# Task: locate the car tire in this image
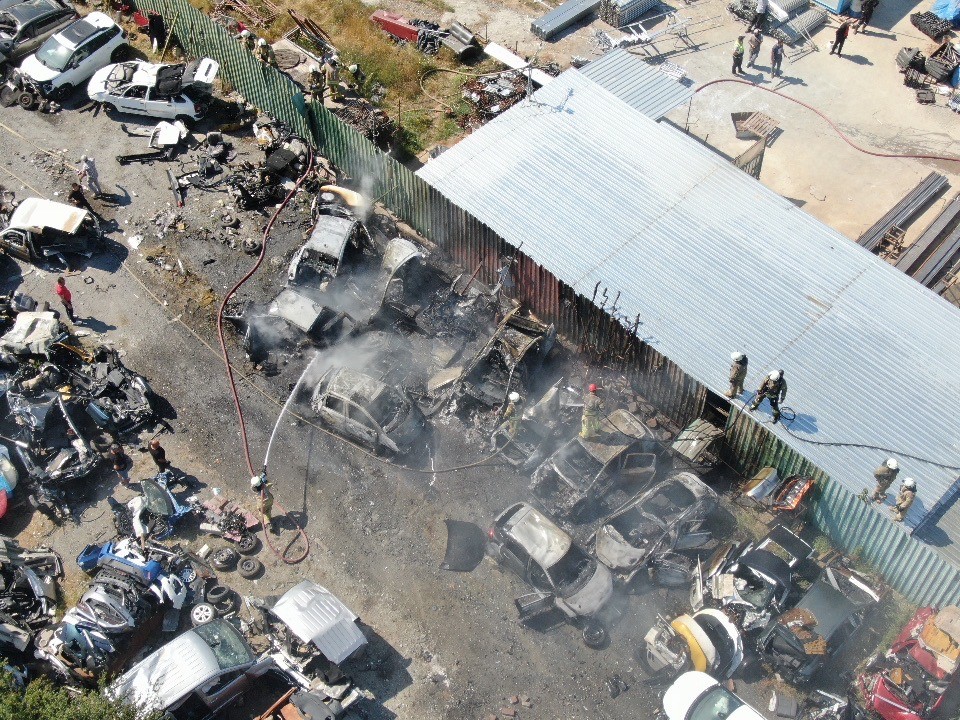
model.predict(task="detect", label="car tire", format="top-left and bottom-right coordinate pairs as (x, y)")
top-left (236, 533), bottom-right (259, 555)
top-left (210, 547), bottom-right (239, 571)
top-left (190, 602), bottom-right (216, 626)
top-left (18, 92), bottom-right (36, 110)
top-left (205, 584), bottom-right (230, 604)
top-left (582, 620), bottom-right (609, 650)
top-left (237, 557), bottom-right (263, 579)
top-left (103, 102), bottom-right (117, 115)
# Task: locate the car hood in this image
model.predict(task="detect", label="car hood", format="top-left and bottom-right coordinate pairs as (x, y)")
top-left (562, 562), bottom-right (613, 616)
top-left (595, 523), bottom-right (655, 570)
top-left (663, 671), bottom-right (718, 720)
top-left (19, 54), bottom-right (58, 83)
top-left (86, 65), bottom-right (111, 94)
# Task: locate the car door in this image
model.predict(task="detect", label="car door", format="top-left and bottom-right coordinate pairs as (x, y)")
top-left (144, 87), bottom-right (176, 118)
top-left (11, 20), bottom-right (38, 61)
top-left (345, 402), bottom-right (379, 447)
top-left (116, 84), bottom-right (147, 114)
top-left (197, 668), bottom-right (251, 715)
top-left (86, 26), bottom-right (120, 77)
top-left (0, 229), bottom-right (31, 261)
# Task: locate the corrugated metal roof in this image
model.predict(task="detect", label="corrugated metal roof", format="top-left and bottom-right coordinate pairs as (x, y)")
top-left (417, 70), bottom-right (960, 544)
top-left (577, 49), bottom-right (694, 120)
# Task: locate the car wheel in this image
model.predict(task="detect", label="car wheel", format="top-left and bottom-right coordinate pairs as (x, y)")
top-left (210, 547), bottom-right (239, 571)
top-left (18, 92), bottom-right (36, 110)
top-left (236, 533), bottom-right (259, 555)
top-left (582, 620), bottom-right (608, 650)
top-left (237, 557), bottom-right (263, 579)
top-left (102, 102), bottom-right (117, 115)
top-left (190, 602), bottom-right (216, 626)
top-left (205, 584), bottom-right (230, 604)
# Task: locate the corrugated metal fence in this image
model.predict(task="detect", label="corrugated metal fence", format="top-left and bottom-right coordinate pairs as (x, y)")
top-left (136, 0), bottom-right (960, 605)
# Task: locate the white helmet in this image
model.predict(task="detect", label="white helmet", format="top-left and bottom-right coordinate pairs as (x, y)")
top-left (508, 392), bottom-right (520, 402)
top-left (240, 29), bottom-right (250, 38)
top-left (731, 352), bottom-right (745, 362)
top-left (257, 38), bottom-right (267, 46)
top-left (903, 478), bottom-right (916, 490)
top-left (310, 63), bottom-right (320, 72)
top-left (768, 370), bottom-right (782, 380)
top-left (349, 64), bottom-right (358, 73)
top-left (250, 475), bottom-right (263, 490)
top-left (886, 458), bottom-right (899, 470)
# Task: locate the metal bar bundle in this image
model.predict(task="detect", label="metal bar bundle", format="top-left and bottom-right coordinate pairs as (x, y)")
top-left (531, 0), bottom-right (600, 40)
top-left (782, 6), bottom-right (827, 38)
top-left (599, 0), bottom-right (660, 28)
top-left (915, 226), bottom-right (960, 287)
top-left (895, 193), bottom-right (960, 275)
top-left (858, 172), bottom-right (948, 251)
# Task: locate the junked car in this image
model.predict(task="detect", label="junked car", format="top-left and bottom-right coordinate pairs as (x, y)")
top-left (87, 57), bottom-right (218, 122)
top-left (757, 564), bottom-right (881, 683)
top-left (530, 408), bottom-right (660, 520)
top-left (0, 197), bottom-right (100, 265)
top-left (485, 502), bottom-right (614, 634)
top-left (18, 11), bottom-right (126, 98)
top-left (859, 606), bottom-right (960, 720)
top-left (663, 671), bottom-right (766, 720)
top-left (0, 535), bottom-right (61, 660)
top-left (643, 609), bottom-right (744, 680)
top-left (594, 471), bottom-right (717, 584)
top-left (109, 616), bottom-right (358, 719)
top-left (310, 366), bottom-right (426, 455)
top-left (288, 213), bottom-right (370, 291)
top-left (0, 0), bottom-right (75, 72)
top-left (691, 524), bottom-right (813, 631)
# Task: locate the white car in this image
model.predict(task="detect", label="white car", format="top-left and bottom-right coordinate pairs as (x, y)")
top-left (18, 11), bottom-right (125, 97)
top-left (87, 58), bottom-right (219, 122)
top-left (663, 671), bottom-right (765, 720)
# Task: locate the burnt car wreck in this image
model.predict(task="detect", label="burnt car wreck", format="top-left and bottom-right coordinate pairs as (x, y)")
top-left (0, 535), bottom-right (61, 660)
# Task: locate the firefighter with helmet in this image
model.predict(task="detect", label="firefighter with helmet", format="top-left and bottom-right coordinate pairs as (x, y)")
top-left (581, 383), bottom-right (603, 440)
top-left (748, 369), bottom-right (787, 423)
top-left (871, 457), bottom-right (899, 503)
top-left (251, 474), bottom-right (277, 533)
top-left (892, 478), bottom-right (916, 522)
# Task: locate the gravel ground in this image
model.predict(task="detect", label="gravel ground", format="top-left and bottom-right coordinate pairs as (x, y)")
top-left (0, 98), bottom-right (896, 720)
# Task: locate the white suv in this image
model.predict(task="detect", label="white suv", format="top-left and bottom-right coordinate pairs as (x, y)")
top-left (19, 11), bottom-right (126, 97)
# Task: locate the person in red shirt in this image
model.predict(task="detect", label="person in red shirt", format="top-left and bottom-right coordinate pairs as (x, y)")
top-left (55, 276), bottom-right (74, 321)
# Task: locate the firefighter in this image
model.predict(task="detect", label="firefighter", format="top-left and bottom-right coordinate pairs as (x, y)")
top-left (726, 351), bottom-right (748, 398)
top-left (490, 392), bottom-right (522, 451)
top-left (580, 384), bottom-right (603, 440)
top-left (256, 38), bottom-right (277, 67)
top-left (748, 369), bottom-right (787, 423)
top-left (251, 474), bottom-right (277, 533)
top-left (306, 63), bottom-right (324, 97)
top-left (238, 29), bottom-right (256, 52)
top-left (892, 478), bottom-right (916, 522)
top-left (324, 56), bottom-right (342, 102)
top-left (871, 458), bottom-right (899, 503)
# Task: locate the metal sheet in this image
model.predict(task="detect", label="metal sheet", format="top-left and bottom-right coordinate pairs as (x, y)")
top-left (577, 49), bottom-right (694, 120)
top-left (531, 0), bottom-right (600, 40)
top-left (416, 70), bottom-right (960, 537)
top-left (271, 581), bottom-right (367, 664)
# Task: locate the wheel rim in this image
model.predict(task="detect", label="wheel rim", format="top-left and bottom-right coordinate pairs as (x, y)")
top-left (193, 605), bottom-right (213, 623)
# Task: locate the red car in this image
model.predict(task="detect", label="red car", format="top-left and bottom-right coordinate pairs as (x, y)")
top-left (859, 606), bottom-right (960, 720)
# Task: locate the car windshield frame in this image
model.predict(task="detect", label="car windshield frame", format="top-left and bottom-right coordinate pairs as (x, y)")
top-left (688, 686), bottom-right (745, 720)
top-left (193, 618), bottom-right (255, 670)
top-left (34, 33), bottom-right (71, 70)
top-left (547, 543), bottom-right (595, 594)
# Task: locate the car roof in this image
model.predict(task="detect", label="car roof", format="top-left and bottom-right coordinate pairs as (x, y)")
top-left (303, 215), bottom-right (358, 262)
top-left (110, 622), bottom-right (231, 710)
top-left (663, 672), bottom-right (764, 720)
top-left (795, 579), bottom-right (857, 640)
top-left (55, 11), bottom-right (114, 50)
top-left (324, 367), bottom-right (389, 404)
top-left (501, 503), bottom-right (572, 569)
top-left (8, 197), bottom-right (87, 233)
top-left (270, 581), bottom-right (367, 665)
top-left (4, 0), bottom-right (64, 24)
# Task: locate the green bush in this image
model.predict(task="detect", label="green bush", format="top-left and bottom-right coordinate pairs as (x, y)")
top-left (0, 671), bottom-right (159, 720)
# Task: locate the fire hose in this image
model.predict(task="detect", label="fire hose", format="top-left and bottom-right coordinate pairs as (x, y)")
top-left (216, 147), bottom-right (315, 565)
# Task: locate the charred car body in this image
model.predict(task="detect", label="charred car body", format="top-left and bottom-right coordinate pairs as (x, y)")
top-left (860, 606), bottom-right (960, 720)
top-left (530, 409), bottom-right (660, 520)
top-left (757, 564), bottom-right (881, 683)
top-left (0, 535), bottom-right (61, 660)
top-left (691, 524), bottom-right (813, 632)
top-left (0, 197), bottom-right (99, 265)
top-left (594, 471), bottom-right (717, 584)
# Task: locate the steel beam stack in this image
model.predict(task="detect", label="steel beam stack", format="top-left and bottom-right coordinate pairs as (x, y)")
top-left (858, 172), bottom-right (948, 252)
top-left (598, 0), bottom-right (659, 28)
top-left (531, 0), bottom-right (601, 39)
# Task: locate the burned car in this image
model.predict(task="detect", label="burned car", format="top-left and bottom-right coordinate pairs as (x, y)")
top-left (0, 197), bottom-right (99, 265)
top-left (0, 535), bottom-right (61, 659)
top-left (288, 213), bottom-right (370, 290)
top-left (310, 366), bottom-right (425, 455)
top-left (594, 471), bottom-right (717, 583)
top-left (433, 309), bottom-right (556, 411)
top-left (486, 502), bottom-right (613, 628)
top-left (530, 409), bottom-right (660, 520)
top-left (859, 606), bottom-right (960, 720)
top-left (643, 609), bottom-right (743, 680)
top-left (0, 309), bottom-right (65, 357)
top-left (691, 524), bottom-right (813, 631)
top-left (109, 615), bottom-right (358, 718)
top-left (757, 565), bottom-right (881, 683)
top-left (65, 346), bottom-right (155, 435)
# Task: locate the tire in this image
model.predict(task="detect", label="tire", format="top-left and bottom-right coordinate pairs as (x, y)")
top-left (103, 102), bottom-right (117, 115)
top-left (210, 547), bottom-right (239, 571)
top-left (583, 620), bottom-right (609, 650)
top-left (205, 584), bottom-right (230, 604)
top-left (236, 533), bottom-right (259, 555)
top-left (190, 602), bottom-right (216, 626)
top-left (215, 594), bottom-right (238, 615)
top-left (18, 92), bottom-right (36, 110)
top-left (237, 557), bottom-right (263, 579)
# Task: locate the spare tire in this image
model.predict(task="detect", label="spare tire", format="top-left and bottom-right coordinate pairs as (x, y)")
top-left (236, 533), bottom-right (259, 555)
top-left (237, 557), bottom-right (263, 579)
top-left (205, 584), bottom-right (230, 604)
top-left (583, 620), bottom-right (608, 649)
top-left (210, 547), bottom-right (239, 571)
top-left (191, 602), bottom-right (216, 626)
top-left (18, 92), bottom-right (36, 110)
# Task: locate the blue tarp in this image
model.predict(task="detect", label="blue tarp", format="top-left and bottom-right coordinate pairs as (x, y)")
top-left (932, 0), bottom-right (960, 24)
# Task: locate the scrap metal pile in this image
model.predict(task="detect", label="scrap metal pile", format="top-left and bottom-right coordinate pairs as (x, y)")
top-left (330, 98), bottom-right (396, 147)
top-left (911, 11), bottom-right (953, 41)
top-left (0, 536), bottom-right (61, 661)
top-left (460, 72), bottom-right (529, 129)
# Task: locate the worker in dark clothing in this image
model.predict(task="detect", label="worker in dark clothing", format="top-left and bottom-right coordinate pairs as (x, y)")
top-left (732, 36), bottom-right (746, 74)
top-left (830, 20), bottom-right (851, 56)
top-left (581, 384), bottom-right (604, 440)
top-left (854, 0), bottom-right (878, 32)
top-left (748, 369), bottom-right (788, 423)
top-left (726, 352), bottom-right (748, 398)
top-left (871, 457), bottom-right (899, 502)
top-left (149, 439), bottom-right (172, 472)
top-left (770, 39), bottom-right (785, 77)
top-left (67, 183), bottom-right (94, 213)
top-left (892, 478), bottom-right (916, 522)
